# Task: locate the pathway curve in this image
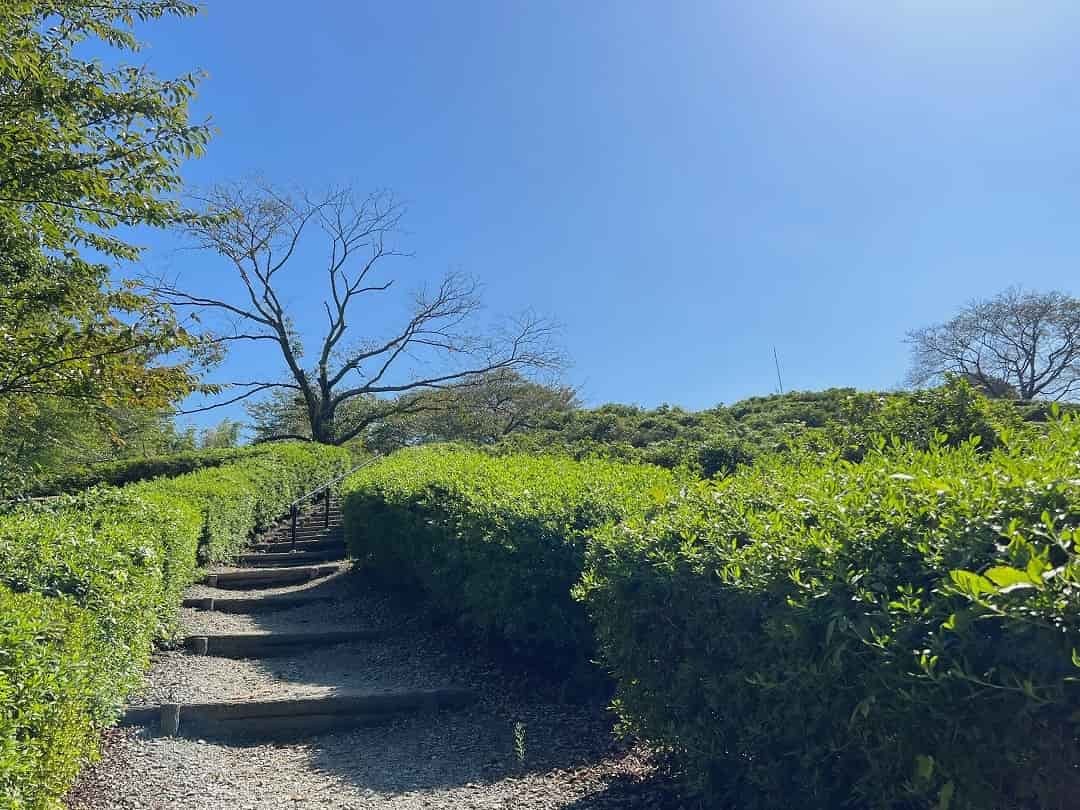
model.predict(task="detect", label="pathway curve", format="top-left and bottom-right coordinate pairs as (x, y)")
top-left (66, 497), bottom-right (680, 810)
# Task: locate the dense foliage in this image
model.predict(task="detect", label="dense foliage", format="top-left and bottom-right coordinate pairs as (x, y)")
top-left (493, 380), bottom-right (1033, 476)
top-left (29, 445), bottom-right (264, 495)
top-left (341, 447), bottom-right (674, 665)
top-left (0, 0), bottom-right (214, 406)
top-left (581, 420), bottom-right (1080, 810)
top-left (0, 442), bottom-right (349, 809)
top-left (0, 1), bottom-right (220, 501)
top-left (344, 406), bottom-right (1079, 810)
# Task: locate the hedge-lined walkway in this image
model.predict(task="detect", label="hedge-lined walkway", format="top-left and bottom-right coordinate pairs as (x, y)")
top-left (66, 503), bottom-right (679, 810)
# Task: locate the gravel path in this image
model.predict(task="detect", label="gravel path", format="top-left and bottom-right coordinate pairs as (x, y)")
top-left (66, 527), bottom-right (688, 810)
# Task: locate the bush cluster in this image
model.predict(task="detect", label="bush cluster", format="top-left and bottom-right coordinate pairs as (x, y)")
top-left (581, 422), bottom-right (1080, 810)
top-left (29, 446), bottom-right (267, 496)
top-left (132, 443), bottom-right (353, 564)
top-left (341, 446), bottom-right (674, 664)
top-left (344, 417), bottom-right (1079, 809)
top-left (0, 442), bottom-right (351, 810)
top-left (491, 379), bottom-right (1039, 478)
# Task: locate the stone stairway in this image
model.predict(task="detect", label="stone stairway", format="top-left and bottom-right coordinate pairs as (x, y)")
top-left (122, 494), bottom-right (477, 742)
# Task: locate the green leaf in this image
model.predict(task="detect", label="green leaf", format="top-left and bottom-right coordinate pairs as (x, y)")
top-left (915, 754), bottom-right (935, 781)
top-left (937, 781), bottom-right (955, 810)
top-left (948, 569), bottom-right (997, 597)
top-left (984, 566), bottom-right (1037, 590)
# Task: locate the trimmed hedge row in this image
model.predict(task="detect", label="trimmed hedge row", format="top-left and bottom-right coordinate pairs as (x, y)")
top-left (343, 424), bottom-right (1080, 810)
top-left (29, 446), bottom-right (268, 496)
top-left (586, 425), bottom-right (1080, 810)
top-left (129, 443), bottom-right (353, 564)
top-left (0, 442), bottom-right (351, 810)
top-left (341, 446), bottom-right (675, 661)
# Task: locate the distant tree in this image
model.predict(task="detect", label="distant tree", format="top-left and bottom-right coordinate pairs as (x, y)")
top-left (153, 181), bottom-right (562, 444)
top-left (401, 370), bottom-right (579, 445)
top-left (907, 288), bottom-right (1080, 401)
top-left (0, 402), bottom-right (197, 496)
top-left (246, 390), bottom-right (314, 443)
top-left (246, 370), bottom-right (577, 452)
top-left (199, 418), bottom-right (242, 449)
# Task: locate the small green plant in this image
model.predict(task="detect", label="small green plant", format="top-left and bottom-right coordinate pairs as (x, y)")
top-left (513, 721), bottom-right (527, 767)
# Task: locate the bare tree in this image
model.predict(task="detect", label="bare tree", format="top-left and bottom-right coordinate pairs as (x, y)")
top-left (149, 181), bottom-right (562, 443)
top-left (906, 287), bottom-right (1080, 401)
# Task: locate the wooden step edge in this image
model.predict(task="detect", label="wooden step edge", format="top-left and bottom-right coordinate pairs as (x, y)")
top-left (182, 628), bottom-right (388, 657)
top-left (121, 687), bottom-right (477, 739)
top-left (259, 533), bottom-right (345, 544)
top-left (235, 551), bottom-right (346, 567)
top-left (251, 541), bottom-right (347, 554)
top-left (261, 529), bottom-right (344, 539)
top-left (181, 595), bottom-right (339, 613)
top-left (199, 564), bottom-right (341, 588)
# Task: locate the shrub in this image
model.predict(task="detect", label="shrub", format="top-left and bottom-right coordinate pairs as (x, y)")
top-left (30, 446), bottom-right (266, 496)
top-left (0, 586), bottom-right (99, 810)
top-left (825, 378), bottom-right (1024, 460)
top-left (579, 420), bottom-right (1080, 810)
top-left (0, 441), bottom-right (351, 809)
top-left (130, 442), bottom-right (352, 564)
top-left (341, 446), bottom-right (675, 664)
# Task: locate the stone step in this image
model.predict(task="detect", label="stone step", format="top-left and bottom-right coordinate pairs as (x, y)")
top-left (200, 564), bottom-right (341, 589)
top-left (182, 629), bottom-right (386, 658)
top-left (236, 549), bottom-right (346, 567)
top-left (181, 594), bottom-right (339, 613)
top-left (251, 538), bottom-right (346, 554)
top-left (261, 529), bottom-right (341, 542)
top-left (122, 687), bottom-right (477, 740)
top-left (263, 522), bottom-right (343, 535)
top-left (263, 526), bottom-right (344, 538)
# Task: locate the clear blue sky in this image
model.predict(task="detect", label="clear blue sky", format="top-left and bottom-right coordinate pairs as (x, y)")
top-left (127, 1), bottom-right (1080, 428)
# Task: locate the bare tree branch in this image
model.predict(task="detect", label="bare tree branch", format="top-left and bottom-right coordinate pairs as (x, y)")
top-left (906, 287), bottom-right (1080, 400)
top-left (153, 180), bottom-right (564, 442)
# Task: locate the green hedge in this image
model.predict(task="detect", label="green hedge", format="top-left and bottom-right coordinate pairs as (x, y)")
top-left (0, 587), bottom-right (99, 810)
top-left (29, 446), bottom-right (267, 496)
top-left (0, 441), bottom-right (351, 809)
top-left (343, 428), bottom-right (1080, 809)
top-left (341, 446), bottom-right (675, 661)
top-left (580, 422), bottom-right (1080, 810)
top-left (132, 443), bottom-right (353, 564)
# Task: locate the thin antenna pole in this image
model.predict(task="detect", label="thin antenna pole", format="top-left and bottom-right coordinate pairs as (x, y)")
top-left (773, 346), bottom-right (785, 395)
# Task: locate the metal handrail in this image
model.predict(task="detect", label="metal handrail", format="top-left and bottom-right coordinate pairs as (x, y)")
top-left (287, 455), bottom-right (380, 511)
top-left (286, 454), bottom-right (381, 548)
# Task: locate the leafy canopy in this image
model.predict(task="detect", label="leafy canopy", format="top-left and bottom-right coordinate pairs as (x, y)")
top-left (0, 1), bottom-right (216, 492)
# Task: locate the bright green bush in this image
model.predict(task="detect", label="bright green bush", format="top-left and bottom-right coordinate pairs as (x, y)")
top-left (341, 446), bottom-right (675, 661)
top-left (0, 441), bottom-right (351, 809)
top-left (30, 446), bottom-right (265, 495)
top-left (823, 377), bottom-right (1025, 461)
top-left (131, 442), bottom-right (352, 564)
top-left (0, 586), bottom-right (101, 810)
top-left (579, 420), bottom-right (1080, 810)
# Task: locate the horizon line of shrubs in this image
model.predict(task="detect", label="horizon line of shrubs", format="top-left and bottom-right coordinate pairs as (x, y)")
top-left (25, 445), bottom-right (270, 497)
top-left (0, 441), bottom-right (352, 810)
top-left (341, 393), bottom-right (1079, 809)
top-left (491, 378), bottom-right (1072, 477)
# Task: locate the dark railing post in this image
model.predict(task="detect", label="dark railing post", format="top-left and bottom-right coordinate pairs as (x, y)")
top-left (281, 456), bottom-right (377, 552)
top-left (290, 503), bottom-right (298, 550)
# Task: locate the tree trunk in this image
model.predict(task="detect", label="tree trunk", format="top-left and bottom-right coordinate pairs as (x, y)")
top-left (310, 400), bottom-right (338, 445)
